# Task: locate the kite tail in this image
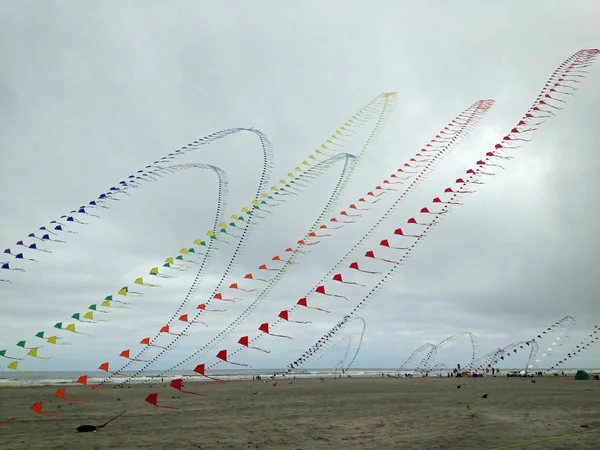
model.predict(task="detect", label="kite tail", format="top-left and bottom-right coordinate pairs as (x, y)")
top-left (268, 333), bottom-right (293, 339)
top-left (0, 418), bottom-right (15, 428)
top-left (321, 293), bottom-right (348, 300)
top-left (97, 410), bottom-right (127, 429)
top-left (339, 281), bottom-right (365, 286)
top-left (250, 346), bottom-right (271, 353)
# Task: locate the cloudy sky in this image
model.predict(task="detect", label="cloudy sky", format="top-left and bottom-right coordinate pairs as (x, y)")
top-left (1, 1), bottom-right (599, 375)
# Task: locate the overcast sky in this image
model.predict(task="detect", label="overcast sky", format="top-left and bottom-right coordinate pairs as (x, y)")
top-left (1, 1), bottom-right (599, 375)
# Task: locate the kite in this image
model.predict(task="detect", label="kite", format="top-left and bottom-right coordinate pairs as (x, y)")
top-left (414, 332), bottom-right (479, 373)
top-left (193, 363), bottom-right (225, 383)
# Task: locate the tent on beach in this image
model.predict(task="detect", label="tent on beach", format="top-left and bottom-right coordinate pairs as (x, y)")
top-left (574, 370), bottom-right (591, 380)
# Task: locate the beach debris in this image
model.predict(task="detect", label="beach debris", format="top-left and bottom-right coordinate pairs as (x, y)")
top-left (481, 394), bottom-right (488, 399)
top-left (0, 418), bottom-right (15, 428)
top-left (457, 384), bottom-right (465, 389)
top-left (55, 388), bottom-right (82, 403)
top-left (169, 378), bottom-right (206, 396)
top-left (31, 401), bottom-right (58, 417)
top-left (145, 393), bottom-right (178, 410)
top-left (76, 410), bottom-right (126, 433)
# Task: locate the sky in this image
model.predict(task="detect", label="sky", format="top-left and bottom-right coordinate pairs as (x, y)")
top-left (1, 1), bottom-right (599, 375)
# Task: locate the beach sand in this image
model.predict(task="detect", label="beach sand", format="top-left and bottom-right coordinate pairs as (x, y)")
top-left (1, 376), bottom-right (599, 449)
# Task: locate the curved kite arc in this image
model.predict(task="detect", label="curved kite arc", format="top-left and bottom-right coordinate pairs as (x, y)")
top-left (201, 98), bottom-right (495, 373)
top-left (546, 324), bottom-right (598, 372)
top-left (0, 162), bottom-right (230, 365)
top-left (469, 316), bottom-right (575, 372)
top-left (287, 49), bottom-right (599, 371)
top-left (310, 316), bottom-right (366, 371)
top-left (472, 340), bottom-right (539, 373)
top-left (414, 332), bottom-right (479, 373)
top-left (0, 128), bottom-right (276, 281)
top-left (99, 152), bottom-right (359, 381)
top-left (94, 93), bottom-right (397, 385)
top-left (397, 343), bottom-right (436, 372)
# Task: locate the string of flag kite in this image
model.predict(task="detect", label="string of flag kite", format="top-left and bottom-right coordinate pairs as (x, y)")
top-left (141, 97), bottom-right (493, 383)
top-left (0, 162), bottom-right (232, 365)
top-left (546, 324), bottom-right (598, 372)
top-left (469, 315), bottom-right (575, 372)
top-left (94, 93), bottom-right (398, 385)
top-left (285, 48), bottom-right (599, 374)
top-left (3, 94), bottom-right (391, 367)
top-left (0, 128), bottom-right (277, 282)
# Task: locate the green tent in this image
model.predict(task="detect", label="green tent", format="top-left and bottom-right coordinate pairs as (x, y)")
top-left (575, 370), bottom-right (591, 380)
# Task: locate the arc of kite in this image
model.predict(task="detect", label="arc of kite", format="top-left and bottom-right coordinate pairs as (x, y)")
top-left (160, 96), bottom-right (495, 376)
top-left (415, 332), bottom-right (479, 373)
top-left (55, 388), bottom-right (82, 403)
top-left (0, 128), bottom-right (268, 281)
top-left (105, 94), bottom-right (395, 384)
top-left (77, 375), bottom-right (102, 389)
top-left (289, 49), bottom-right (598, 368)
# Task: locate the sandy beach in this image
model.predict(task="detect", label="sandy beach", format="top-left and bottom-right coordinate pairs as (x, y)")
top-left (1, 376), bottom-right (599, 449)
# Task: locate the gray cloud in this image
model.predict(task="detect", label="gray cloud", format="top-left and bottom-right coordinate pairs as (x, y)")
top-left (1, 1), bottom-right (599, 375)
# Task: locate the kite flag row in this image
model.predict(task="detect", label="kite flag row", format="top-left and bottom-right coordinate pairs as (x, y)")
top-left (2, 94), bottom-right (395, 366)
top-left (92, 93), bottom-right (398, 385)
top-left (94, 96), bottom-right (491, 387)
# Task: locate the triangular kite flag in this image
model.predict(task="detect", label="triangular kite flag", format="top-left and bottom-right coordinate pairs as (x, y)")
top-left (169, 378), bottom-right (206, 396)
top-left (145, 393), bottom-right (178, 410)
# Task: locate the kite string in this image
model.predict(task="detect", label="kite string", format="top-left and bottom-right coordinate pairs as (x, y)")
top-left (100, 93), bottom-right (395, 383)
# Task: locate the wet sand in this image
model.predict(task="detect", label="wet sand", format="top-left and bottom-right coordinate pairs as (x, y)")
top-left (1, 376), bottom-right (599, 449)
